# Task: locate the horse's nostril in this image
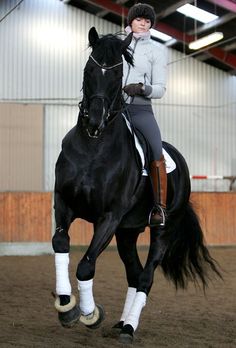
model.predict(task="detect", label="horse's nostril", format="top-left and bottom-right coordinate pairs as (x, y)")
top-left (86, 126), bottom-right (100, 138)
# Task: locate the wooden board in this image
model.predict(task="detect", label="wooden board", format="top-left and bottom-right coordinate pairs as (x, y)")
top-left (0, 192), bottom-right (236, 245)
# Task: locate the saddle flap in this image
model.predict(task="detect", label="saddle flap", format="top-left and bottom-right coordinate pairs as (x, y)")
top-left (122, 113), bottom-right (176, 174)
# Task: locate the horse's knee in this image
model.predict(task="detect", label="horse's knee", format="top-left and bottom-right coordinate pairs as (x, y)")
top-left (76, 258), bottom-right (95, 281)
top-left (52, 228), bottom-right (70, 253)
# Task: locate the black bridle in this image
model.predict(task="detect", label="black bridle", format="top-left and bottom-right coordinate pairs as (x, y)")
top-left (79, 55), bottom-right (124, 138)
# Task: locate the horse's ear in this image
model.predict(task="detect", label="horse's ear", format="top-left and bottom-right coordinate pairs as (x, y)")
top-left (122, 32), bottom-right (133, 52)
top-left (88, 27), bottom-right (99, 47)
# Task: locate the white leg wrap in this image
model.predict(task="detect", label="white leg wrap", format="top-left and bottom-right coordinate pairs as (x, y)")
top-left (78, 279), bottom-right (95, 316)
top-left (55, 253), bottom-right (71, 295)
top-left (124, 291), bottom-right (147, 332)
top-left (120, 287), bottom-right (137, 322)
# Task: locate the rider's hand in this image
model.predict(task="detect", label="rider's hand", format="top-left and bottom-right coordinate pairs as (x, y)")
top-left (123, 83), bottom-right (144, 97)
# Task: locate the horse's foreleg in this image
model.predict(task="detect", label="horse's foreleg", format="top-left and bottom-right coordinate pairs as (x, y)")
top-left (52, 194), bottom-right (81, 327)
top-left (119, 227), bottom-right (167, 343)
top-left (77, 278), bottom-right (105, 329)
top-left (76, 213), bottom-right (119, 328)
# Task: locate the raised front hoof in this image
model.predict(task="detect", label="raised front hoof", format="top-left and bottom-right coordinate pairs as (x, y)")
top-left (79, 304), bottom-right (105, 329)
top-left (119, 324), bottom-right (134, 344)
top-left (58, 305), bottom-right (81, 328)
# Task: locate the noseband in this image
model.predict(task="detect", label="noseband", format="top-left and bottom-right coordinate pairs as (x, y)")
top-left (80, 55), bottom-right (123, 138)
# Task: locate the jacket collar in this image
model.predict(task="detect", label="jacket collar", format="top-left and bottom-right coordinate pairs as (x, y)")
top-left (125, 26), bottom-right (151, 41)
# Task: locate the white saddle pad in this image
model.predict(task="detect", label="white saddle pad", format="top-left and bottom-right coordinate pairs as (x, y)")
top-left (122, 113), bottom-right (176, 176)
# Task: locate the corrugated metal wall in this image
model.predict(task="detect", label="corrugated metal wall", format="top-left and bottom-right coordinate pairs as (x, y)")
top-left (0, 0), bottom-right (236, 192)
top-left (154, 49), bottom-right (236, 191)
top-left (0, 0), bottom-right (118, 100)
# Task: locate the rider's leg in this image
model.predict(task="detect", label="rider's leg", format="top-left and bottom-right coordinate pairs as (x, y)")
top-left (125, 104), bottom-right (167, 226)
top-left (149, 155), bottom-right (167, 227)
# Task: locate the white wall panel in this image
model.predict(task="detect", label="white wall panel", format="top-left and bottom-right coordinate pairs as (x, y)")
top-left (0, 0), bottom-right (236, 192)
top-left (0, 0), bottom-right (119, 100)
top-left (152, 48), bottom-right (236, 191)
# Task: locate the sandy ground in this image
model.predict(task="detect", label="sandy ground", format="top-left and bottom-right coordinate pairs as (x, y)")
top-left (0, 246), bottom-right (235, 347)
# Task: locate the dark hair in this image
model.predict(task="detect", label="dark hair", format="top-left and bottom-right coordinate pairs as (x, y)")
top-left (127, 3), bottom-right (156, 27)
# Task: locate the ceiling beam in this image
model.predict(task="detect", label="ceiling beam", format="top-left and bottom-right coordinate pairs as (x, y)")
top-left (82, 0), bottom-right (129, 16)
top-left (84, 0), bottom-right (236, 70)
top-left (96, 0), bottom-right (129, 18)
top-left (187, 12), bottom-right (236, 35)
top-left (206, 0), bottom-right (236, 13)
top-left (156, 0), bottom-right (193, 19)
top-left (229, 69), bottom-right (236, 75)
top-left (208, 47), bottom-right (236, 70)
top-left (224, 41), bottom-right (236, 51)
top-left (194, 53), bottom-right (210, 61)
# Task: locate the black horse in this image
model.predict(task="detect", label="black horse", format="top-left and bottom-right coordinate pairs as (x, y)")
top-left (52, 27), bottom-right (221, 343)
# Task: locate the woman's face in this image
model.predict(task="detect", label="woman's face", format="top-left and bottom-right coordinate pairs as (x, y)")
top-left (131, 17), bottom-right (151, 33)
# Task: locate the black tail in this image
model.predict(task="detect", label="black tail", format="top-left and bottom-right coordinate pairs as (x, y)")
top-left (161, 142), bottom-right (222, 289)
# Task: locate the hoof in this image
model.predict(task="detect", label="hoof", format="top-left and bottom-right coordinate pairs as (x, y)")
top-left (112, 320), bottom-right (124, 330)
top-left (58, 305), bottom-right (81, 328)
top-left (119, 324), bottom-right (134, 344)
top-left (79, 304), bottom-right (105, 329)
top-left (54, 294), bottom-right (81, 328)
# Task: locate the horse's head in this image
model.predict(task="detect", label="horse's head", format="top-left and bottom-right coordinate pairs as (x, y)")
top-left (80, 27), bottom-right (133, 138)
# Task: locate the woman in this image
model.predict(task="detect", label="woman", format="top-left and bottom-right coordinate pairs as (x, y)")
top-left (123, 3), bottom-right (168, 227)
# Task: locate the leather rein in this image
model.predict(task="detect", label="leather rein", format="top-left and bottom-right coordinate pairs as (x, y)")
top-left (79, 55), bottom-right (124, 138)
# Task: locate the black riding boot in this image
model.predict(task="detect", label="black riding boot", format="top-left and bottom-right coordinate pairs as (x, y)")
top-left (149, 155), bottom-right (167, 227)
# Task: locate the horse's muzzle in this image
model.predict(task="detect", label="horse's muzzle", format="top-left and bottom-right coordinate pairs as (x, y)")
top-left (86, 118), bottom-right (106, 138)
top-left (86, 128), bottom-right (101, 138)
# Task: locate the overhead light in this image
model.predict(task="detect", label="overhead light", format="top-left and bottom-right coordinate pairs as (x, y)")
top-left (165, 38), bottom-right (178, 47)
top-left (189, 32), bottom-right (224, 50)
top-left (177, 4), bottom-right (218, 23)
top-left (150, 28), bottom-right (172, 42)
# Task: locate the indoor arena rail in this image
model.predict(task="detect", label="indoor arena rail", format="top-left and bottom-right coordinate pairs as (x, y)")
top-left (190, 175), bottom-right (236, 191)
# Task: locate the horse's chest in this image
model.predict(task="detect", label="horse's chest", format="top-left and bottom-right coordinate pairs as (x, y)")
top-left (69, 173), bottom-right (106, 204)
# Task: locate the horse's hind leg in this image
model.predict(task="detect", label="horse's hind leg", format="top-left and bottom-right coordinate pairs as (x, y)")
top-left (119, 227), bottom-right (167, 343)
top-left (114, 228), bottom-right (144, 341)
top-left (138, 227), bottom-right (167, 294)
top-left (52, 193), bottom-right (81, 327)
top-left (116, 228), bottom-right (143, 289)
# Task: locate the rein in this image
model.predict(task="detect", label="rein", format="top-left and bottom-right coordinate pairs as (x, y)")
top-left (79, 55), bottom-right (124, 138)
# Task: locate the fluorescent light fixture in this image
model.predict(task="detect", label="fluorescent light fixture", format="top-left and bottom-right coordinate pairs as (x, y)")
top-left (177, 4), bottom-right (218, 23)
top-left (189, 32), bottom-right (224, 50)
top-left (150, 28), bottom-right (172, 42)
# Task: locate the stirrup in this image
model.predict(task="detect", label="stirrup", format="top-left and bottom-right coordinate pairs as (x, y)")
top-left (148, 205), bottom-right (166, 227)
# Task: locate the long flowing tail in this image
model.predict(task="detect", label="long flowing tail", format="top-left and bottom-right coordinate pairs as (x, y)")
top-left (161, 142), bottom-right (222, 289)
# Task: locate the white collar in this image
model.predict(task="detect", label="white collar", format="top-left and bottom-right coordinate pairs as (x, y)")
top-left (125, 26), bottom-right (151, 41)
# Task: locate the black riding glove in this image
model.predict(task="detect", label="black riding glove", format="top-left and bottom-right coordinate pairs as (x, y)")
top-left (123, 83), bottom-right (144, 97)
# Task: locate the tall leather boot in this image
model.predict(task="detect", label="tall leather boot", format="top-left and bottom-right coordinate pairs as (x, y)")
top-left (149, 155), bottom-right (167, 227)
